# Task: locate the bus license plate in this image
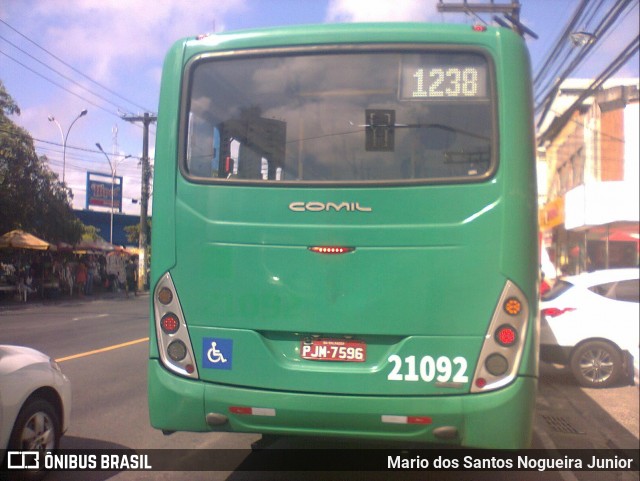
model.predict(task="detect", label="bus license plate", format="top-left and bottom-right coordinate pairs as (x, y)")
top-left (300, 339), bottom-right (366, 362)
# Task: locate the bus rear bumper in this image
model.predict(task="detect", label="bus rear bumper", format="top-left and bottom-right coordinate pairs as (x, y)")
top-left (148, 360), bottom-right (536, 448)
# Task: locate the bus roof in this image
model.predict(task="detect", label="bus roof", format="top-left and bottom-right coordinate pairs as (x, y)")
top-left (179, 22), bottom-right (523, 53)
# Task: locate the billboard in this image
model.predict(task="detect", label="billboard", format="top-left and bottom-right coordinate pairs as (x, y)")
top-left (86, 172), bottom-right (123, 212)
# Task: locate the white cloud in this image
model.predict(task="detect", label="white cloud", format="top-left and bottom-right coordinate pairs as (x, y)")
top-left (325, 0), bottom-right (442, 23)
top-left (31, 0), bottom-right (247, 85)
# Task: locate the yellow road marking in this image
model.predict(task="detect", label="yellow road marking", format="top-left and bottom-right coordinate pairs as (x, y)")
top-left (56, 337), bottom-right (149, 362)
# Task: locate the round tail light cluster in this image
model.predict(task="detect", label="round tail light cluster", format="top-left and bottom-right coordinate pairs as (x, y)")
top-left (154, 272), bottom-right (198, 379)
top-left (471, 281), bottom-right (529, 393)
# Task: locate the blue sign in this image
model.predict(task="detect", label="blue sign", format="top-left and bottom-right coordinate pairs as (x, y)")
top-left (202, 338), bottom-right (233, 370)
top-left (86, 172), bottom-right (123, 211)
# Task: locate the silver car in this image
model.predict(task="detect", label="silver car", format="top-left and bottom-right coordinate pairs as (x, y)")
top-left (0, 345), bottom-right (71, 479)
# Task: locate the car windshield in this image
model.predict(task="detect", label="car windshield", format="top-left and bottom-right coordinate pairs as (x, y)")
top-left (184, 50), bottom-right (495, 184)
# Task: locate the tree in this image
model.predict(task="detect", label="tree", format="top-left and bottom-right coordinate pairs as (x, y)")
top-left (0, 80), bottom-right (84, 243)
top-left (123, 220), bottom-right (151, 245)
top-left (81, 225), bottom-right (101, 241)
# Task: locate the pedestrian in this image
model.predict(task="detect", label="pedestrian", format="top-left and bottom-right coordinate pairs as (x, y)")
top-left (76, 261), bottom-right (88, 298)
top-left (125, 257), bottom-right (138, 298)
top-left (17, 270), bottom-right (36, 302)
top-left (64, 261), bottom-right (74, 296)
top-left (85, 256), bottom-right (95, 295)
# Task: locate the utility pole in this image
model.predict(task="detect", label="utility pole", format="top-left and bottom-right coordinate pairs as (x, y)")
top-left (437, 0), bottom-right (521, 21)
top-left (437, 1), bottom-right (537, 39)
top-left (123, 112), bottom-right (157, 291)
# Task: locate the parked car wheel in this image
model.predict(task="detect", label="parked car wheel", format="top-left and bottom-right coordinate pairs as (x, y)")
top-left (7, 398), bottom-right (61, 481)
top-left (570, 341), bottom-right (623, 388)
top-left (1, 345), bottom-right (71, 481)
top-left (9, 397), bottom-right (60, 450)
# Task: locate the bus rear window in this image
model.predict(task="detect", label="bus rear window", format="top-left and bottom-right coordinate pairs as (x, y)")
top-left (183, 49), bottom-right (495, 184)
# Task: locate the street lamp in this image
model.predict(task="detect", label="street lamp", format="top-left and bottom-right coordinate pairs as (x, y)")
top-left (570, 31), bottom-right (596, 47)
top-left (96, 142), bottom-right (132, 244)
top-left (48, 109), bottom-right (88, 184)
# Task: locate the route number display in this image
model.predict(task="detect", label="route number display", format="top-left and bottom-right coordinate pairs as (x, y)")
top-left (400, 54), bottom-right (488, 100)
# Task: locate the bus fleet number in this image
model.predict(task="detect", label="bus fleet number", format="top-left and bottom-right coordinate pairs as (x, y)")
top-left (387, 355), bottom-right (469, 383)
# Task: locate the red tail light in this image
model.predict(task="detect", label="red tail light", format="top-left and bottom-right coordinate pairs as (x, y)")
top-left (495, 325), bottom-right (517, 346)
top-left (160, 313), bottom-right (180, 334)
top-left (541, 307), bottom-right (576, 318)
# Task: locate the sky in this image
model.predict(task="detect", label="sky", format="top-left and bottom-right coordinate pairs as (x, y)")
top-left (0, 0), bottom-right (638, 216)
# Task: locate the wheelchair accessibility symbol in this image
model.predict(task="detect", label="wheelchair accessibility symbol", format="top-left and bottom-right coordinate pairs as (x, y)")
top-left (203, 337), bottom-right (233, 370)
top-left (207, 342), bottom-right (227, 363)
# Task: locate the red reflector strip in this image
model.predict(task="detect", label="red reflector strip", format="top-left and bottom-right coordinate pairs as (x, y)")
top-left (229, 406), bottom-right (276, 417)
top-left (229, 406), bottom-right (252, 415)
top-left (308, 246), bottom-right (355, 254)
top-left (408, 416), bottom-right (432, 424)
top-left (381, 415), bottom-right (432, 425)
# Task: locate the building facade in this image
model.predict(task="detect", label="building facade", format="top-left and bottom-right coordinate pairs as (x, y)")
top-left (538, 79), bottom-right (639, 277)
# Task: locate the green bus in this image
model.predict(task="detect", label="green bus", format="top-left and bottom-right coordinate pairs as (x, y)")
top-left (149, 22), bottom-right (539, 449)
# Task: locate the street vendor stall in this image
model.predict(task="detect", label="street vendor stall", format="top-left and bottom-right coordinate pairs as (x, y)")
top-left (0, 230), bottom-right (50, 250)
top-left (0, 230), bottom-right (51, 301)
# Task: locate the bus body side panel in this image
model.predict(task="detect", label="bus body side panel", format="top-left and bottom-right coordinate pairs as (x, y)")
top-left (494, 29), bottom-right (539, 379)
top-left (149, 38), bottom-right (184, 358)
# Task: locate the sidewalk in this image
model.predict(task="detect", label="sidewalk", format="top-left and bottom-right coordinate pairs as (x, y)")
top-left (0, 287), bottom-right (149, 312)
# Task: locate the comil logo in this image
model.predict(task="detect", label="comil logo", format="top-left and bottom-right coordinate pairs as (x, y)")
top-left (289, 201), bottom-right (372, 212)
top-left (7, 451), bottom-right (40, 470)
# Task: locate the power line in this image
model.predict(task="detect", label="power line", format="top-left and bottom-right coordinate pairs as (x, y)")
top-left (31, 135), bottom-right (140, 159)
top-left (0, 126), bottom-right (144, 163)
top-left (532, 0), bottom-right (590, 88)
top-left (534, 0), bottom-right (637, 123)
top-left (0, 49), bottom-right (120, 118)
top-left (567, 1), bottom-right (637, 77)
top-left (0, 17), bottom-right (153, 113)
top-left (538, 34), bottom-right (640, 145)
top-left (534, 0), bottom-right (609, 106)
top-left (0, 32), bottom-right (135, 115)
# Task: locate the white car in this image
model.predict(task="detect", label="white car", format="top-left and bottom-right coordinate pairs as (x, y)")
top-left (540, 268), bottom-right (639, 388)
top-left (0, 345), bottom-right (71, 478)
